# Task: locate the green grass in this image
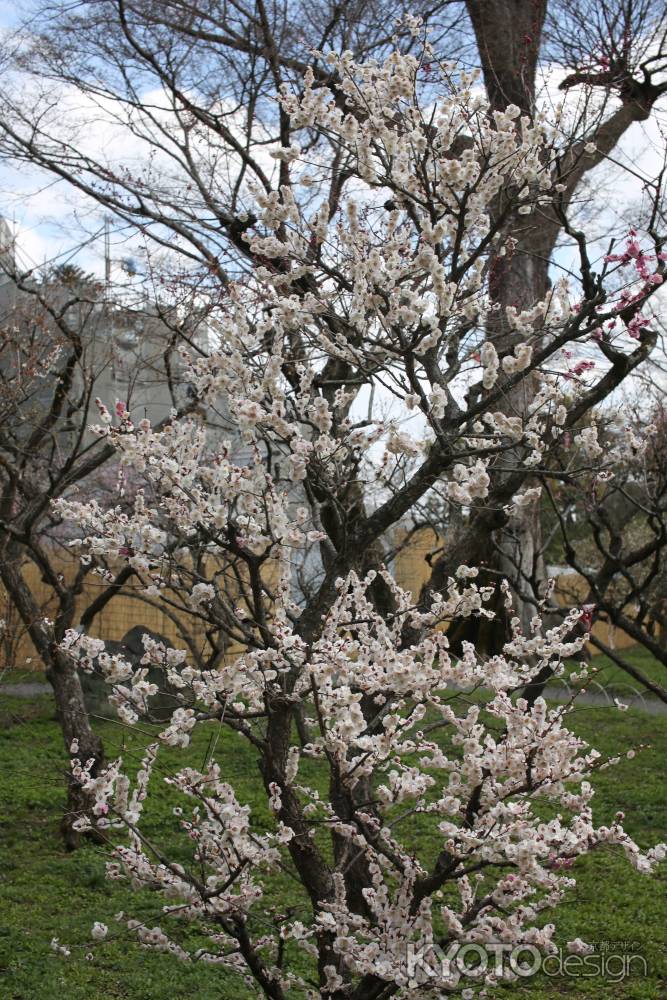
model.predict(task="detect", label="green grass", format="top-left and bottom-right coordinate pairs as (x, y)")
top-left (0, 688), bottom-right (665, 998)
top-left (581, 645), bottom-right (667, 694)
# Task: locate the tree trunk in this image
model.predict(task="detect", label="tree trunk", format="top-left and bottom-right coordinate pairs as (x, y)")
top-left (414, 1), bottom-right (662, 652)
top-left (489, 253), bottom-right (552, 635)
top-left (457, 1), bottom-right (553, 639)
top-left (48, 647), bottom-right (105, 849)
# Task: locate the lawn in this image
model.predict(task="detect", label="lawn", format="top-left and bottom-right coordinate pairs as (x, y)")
top-left (576, 645), bottom-right (667, 694)
top-left (0, 682), bottom-right (665, 999)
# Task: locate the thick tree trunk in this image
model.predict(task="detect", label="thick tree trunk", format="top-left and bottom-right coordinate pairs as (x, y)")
top-left (489, 253), bottom-right (552, 635)
top-left (465, 1), bottom-right (547, 114)
top-left (414, 2), bottom-right (662, 653)
top-left (0, 546), bottom-right (105, 849)
top-left (457, 1), bottom-right (553, 640)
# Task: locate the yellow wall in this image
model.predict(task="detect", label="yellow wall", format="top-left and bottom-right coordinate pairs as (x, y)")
top-left (1, 553), bottom-right (203, 668)
top-left (1, 530), bottom-right (638, 669)
top-left (391, 529), bottom-right (639, 655)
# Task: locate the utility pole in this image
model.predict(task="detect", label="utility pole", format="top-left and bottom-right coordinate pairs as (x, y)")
top-left (104, 215), bottom-right (111, 295)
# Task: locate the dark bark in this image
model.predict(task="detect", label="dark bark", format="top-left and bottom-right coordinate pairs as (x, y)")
top-left (466, 1), bottom-right (555, 635)
top-left (466, 0), bottom-right (548, 113)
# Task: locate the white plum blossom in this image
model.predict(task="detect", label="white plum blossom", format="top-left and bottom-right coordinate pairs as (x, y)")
top-left (501, 343), bottom-right (533, 375)
top-left (566, 937), bottom-right (594, 955)
top-left (188, 582), bottom-right (215, 610)
top-left (446, 459), bottom-right (491, 505)
top-left (480, 341), bottom-right (500, 389)
top-left (576, 424), bottom-right (604, 459)
top-left (60, 570), bottom-right (665, 992)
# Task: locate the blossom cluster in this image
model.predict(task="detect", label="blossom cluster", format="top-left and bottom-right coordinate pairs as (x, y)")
top-left (61, 571), bottom-right (665, 996)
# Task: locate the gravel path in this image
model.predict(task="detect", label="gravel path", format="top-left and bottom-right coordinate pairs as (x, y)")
top-left (2, 680), bottom-right (666, 712)
top-left (542, 684), bottom-right (667, 715)
top-left (2, 682), bottom-right (51, 698)
top-left (0, 681), bottom-right (667, 715)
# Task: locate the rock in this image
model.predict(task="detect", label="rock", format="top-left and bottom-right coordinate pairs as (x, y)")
top-left (80, 626), bottom-right (180, 722)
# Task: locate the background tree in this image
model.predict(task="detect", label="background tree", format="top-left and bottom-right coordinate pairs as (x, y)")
top-left (424, 0), bottom-right (667, 637)
top-left (543, 388), bottom-right (667, 699)
top-left (0, 250), bottom-right (201, 845)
